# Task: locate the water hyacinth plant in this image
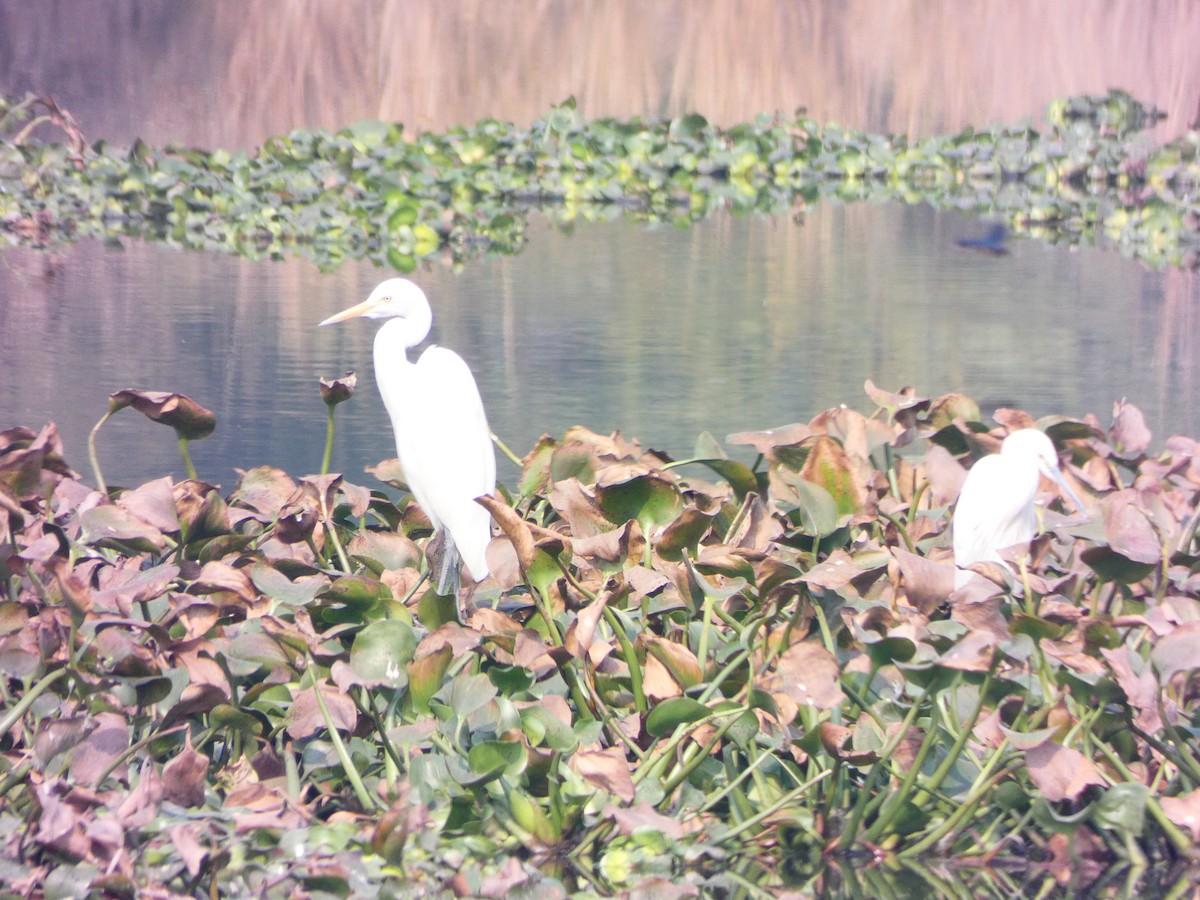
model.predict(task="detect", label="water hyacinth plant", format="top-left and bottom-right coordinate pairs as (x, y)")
top-left (1, 90), bottom-right (1198, 273)
top-left (0, 382), bottom-right (1198, 896)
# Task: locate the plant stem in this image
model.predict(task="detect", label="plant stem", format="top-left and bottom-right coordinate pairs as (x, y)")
top-left (322, 405), bottom-right (336, 475)
top-left (87, 409), bottom-right (115, 493)
top-left (177, 435), bottom-right (198, 480)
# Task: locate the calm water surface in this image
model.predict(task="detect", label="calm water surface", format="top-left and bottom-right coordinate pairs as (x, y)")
top-left (1, 204), bottom-right (1193, 488)
top-left (2, 2), bottom-right (1198, 487)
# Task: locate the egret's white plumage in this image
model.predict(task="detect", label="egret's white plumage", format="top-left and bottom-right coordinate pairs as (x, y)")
top-left (320, 278), bottom-right (495, 593)
top-left (953, 428), bottom-right (1083, 586)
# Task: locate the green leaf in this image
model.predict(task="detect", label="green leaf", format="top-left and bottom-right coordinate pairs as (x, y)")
top-left (320, 575), bottom-right (389, 611)
top-left (789, 478), bottom-right (839, 537)
top-left (349, 619), bottom-right (418, 686)
top-left (1091, 782), bottom-right (1148, 834)
top-left (79, 506), bottom-right (166, 552)
top-left (519, 705), bottom-right (579, 752)
top-left (645, 697), bottom-right (711, 738)
top-left (466, 739), bottom-right (527, 784)
top-left (407, 645), bottom-right (452, 715)
top-left (250, 562), bottom-right (324, 607)
top-left (595, 472), bottom-right (683, 533)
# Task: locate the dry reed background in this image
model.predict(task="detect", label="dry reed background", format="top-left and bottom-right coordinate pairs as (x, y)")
top-left (1, 1), bottom-right (1198, 147)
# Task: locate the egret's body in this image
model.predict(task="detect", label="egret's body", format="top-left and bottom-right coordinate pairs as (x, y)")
top-left (320, 279), bottom-right (495, 593)
top-left (952, 428), bottom-right (1083, 586)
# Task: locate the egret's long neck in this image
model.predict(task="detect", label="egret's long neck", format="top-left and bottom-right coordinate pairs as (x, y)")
top-left (377, 310), bottom-right (431, 351)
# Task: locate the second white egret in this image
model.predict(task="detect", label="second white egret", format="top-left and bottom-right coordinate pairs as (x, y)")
top-left (952, 428), bottom-right (1084, 586)
top-left (320, 278), bottom-right (495, 594)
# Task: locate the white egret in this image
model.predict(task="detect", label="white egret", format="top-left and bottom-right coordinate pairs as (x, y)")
top-left (320, 278), bottom-right (495, 595)
top-left (952, 428), bottom-right (1084, 586)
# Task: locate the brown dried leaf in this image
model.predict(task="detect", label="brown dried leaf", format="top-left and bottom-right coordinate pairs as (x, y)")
top-left (766, 641), bottom-right (844, 710)
top-left (170, 823), bottom-right (209, 877)
top-left (1101, 645), bottom-right (1162, 732)
top-left (923, 443), bottom-right (969, 508)
top-left (801, 549), bottom-right (864, 591)
top-left (286, 682), bottom-right (358, 740)
top-left (569, 746), bottom-right (635, 802)
top-left (893, 547), bottom-right (956, 614)
top-left (572, 520), bottom-right (644, 567)
top-left (79, 504), bottom-right (167, 550)
top-left (642, 653), bottom-right (682, 703)
top-left (935, 630), bottom-right (997, 672)
top-left (604, 801), bottom-right (687, 839)
top-left (992, 409), bottom-right (1037, 432)
top-left (228, 781), bottom-right (309, 831)
top-left (116, 476), bottom-right (180, 533)
top-left (93, 562), bottom-right (179, 616)
top-left (34, 716), bottom-right (99, 769)
top-left (1110, 399), bottom-right (1151, 458)
top-left (476, 493), bottom-right (534, 569)
top-left (319, 371), bottom-right (357, 407)
top-left (231, 466), bottom-right (299, 518)
top-left (548, 478), bottom-right (610, 538)
top-left (1024, 742), bottom-right (1105, 802)
top-left (564, 591), bottom-right (611, 660)
top-left (725, 423), bottom-right (813, 458)
top-left (1151, 621), bottom-right (1200, 682)
top-left (1102, 490), bottom-right (1160, 564)
top-left (163, 734), bottom-right (209, 807)
top-left (1161, 788), bottom-right (1200, 841)
top-left (725, 492), bottom-right (784, 551)
top-left (69, 712), bottom-right (129, 786)
top-left (189, 560), bottom-right (258, 605)
top-left (109, 389), bottom-right (216, 441)
top-left (480, 856), bottom-right (529, 899)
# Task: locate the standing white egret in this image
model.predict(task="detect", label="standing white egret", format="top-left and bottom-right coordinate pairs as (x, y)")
top-left (953, 428), bottom-right (1084, 586)
top-left (320, 278), bottom-right (495, 595)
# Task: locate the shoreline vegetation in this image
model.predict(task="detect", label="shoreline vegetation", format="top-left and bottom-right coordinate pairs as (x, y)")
top-left (1, 94), bottom-right (1199, 895)
top-left (1, 90), bottom-right (1198, 274)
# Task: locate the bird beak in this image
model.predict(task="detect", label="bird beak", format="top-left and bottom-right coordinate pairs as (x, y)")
top-left (1045, 466), bottom-right (1087, 514)
top-left (319, 298), bottom-right (375, 326)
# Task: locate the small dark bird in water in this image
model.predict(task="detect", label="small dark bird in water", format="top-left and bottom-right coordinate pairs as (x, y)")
top-left (956, 224), bottom-right (1009, 255)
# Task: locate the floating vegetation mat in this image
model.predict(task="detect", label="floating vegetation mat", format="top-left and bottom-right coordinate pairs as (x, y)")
top-left (0, 381), bottom-right (1198, 896)
top-left (1, 90), bottom-right (1199, 271)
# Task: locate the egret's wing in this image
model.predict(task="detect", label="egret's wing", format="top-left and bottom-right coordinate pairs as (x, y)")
top-left (405, 345), bottom-right (496, 581)
top-left (952, 455), bottom-right (1036, 568)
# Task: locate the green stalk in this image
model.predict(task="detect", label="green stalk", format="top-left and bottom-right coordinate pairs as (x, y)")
top-left (660, 711), bottom-right (744, 796)
top-left (715, 770), bottom-right (833, 845)
top-left (1131, 721), bottom-right (1200, 787)
top-left (877, 509), bottom-right (916, 554)
top-left (92, 721), bottom-right (194, 787)
top-left (177, 435), bottom-right (198, 481)
top-left (862, 698), bottom-right (945, 844)
top-left (0, 668), bottom-right (69, 744)
top-left (602, 606), bottom-right (647, 715)
top-left (321, 405), bottom-right (336, 475)
top-left (921, 666), bottom-right (995, 794)
top-left (491, 431), bottom-right (523, 468)
top-left (87, 409), bottom-right (116, 494)
top-left (840, 690), bottom-right (927, 846)
top-left (898, 764), bottom-right (1019, 857)
top-left (695, 646), bottom-right (752, 704)
top-left (308, 664), bottom-right (380, 812)
top-left (1092, 738), bottom-right (1193, 856)
top-left (284, 740), bottom-right (302, 805)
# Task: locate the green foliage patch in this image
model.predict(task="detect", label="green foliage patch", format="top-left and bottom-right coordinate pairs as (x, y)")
top-left (2, 90), bottom-right (1198, 272)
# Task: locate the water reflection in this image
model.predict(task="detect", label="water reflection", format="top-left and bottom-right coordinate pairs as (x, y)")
top-left (1, 204), bottom-right (1194, 489)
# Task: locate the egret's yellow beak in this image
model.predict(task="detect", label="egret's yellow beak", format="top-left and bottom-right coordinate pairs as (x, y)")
top-left (319, 298), bottom-right (376, 326)
top-left (1046, 467), bottom-right (1087, 514)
